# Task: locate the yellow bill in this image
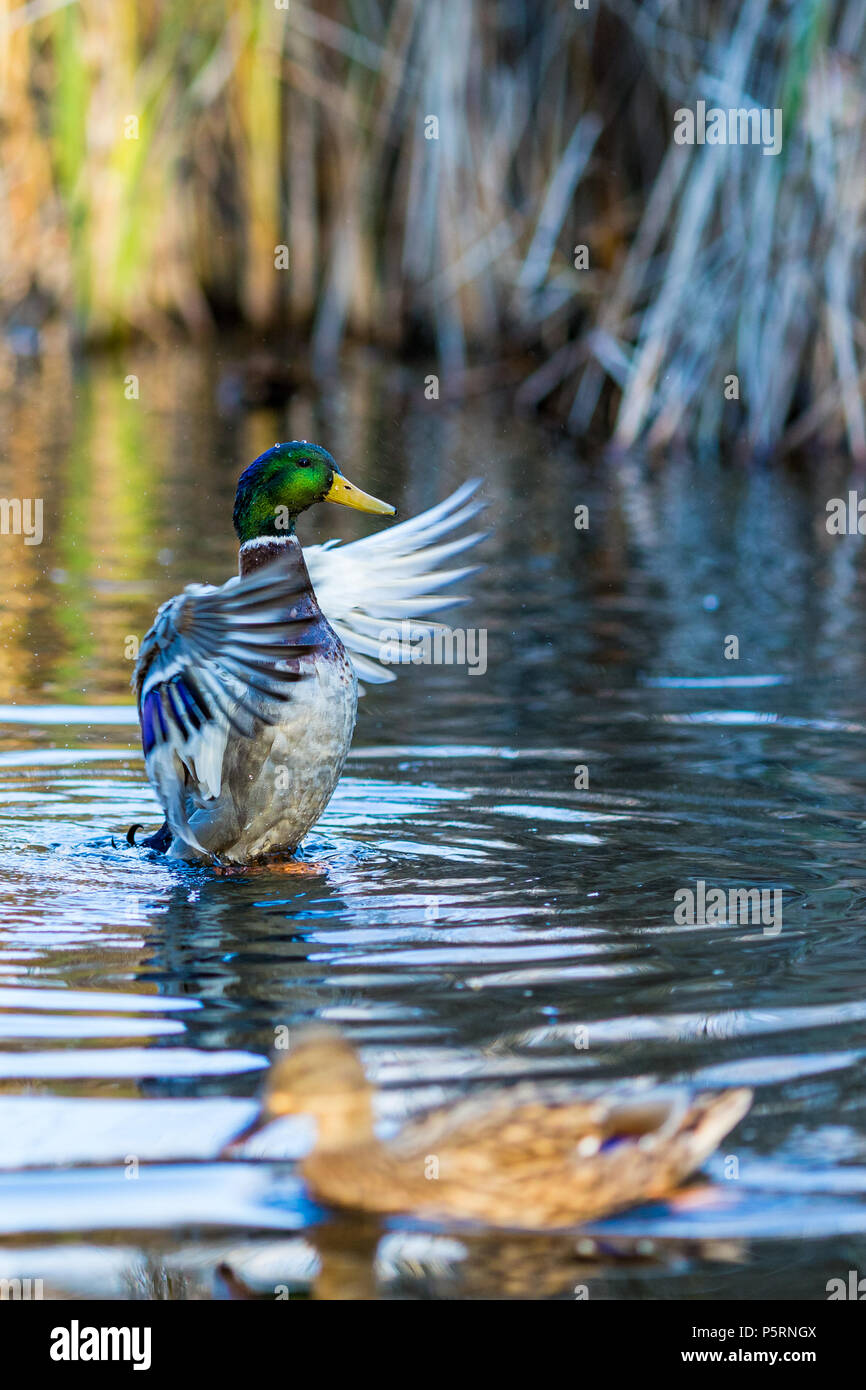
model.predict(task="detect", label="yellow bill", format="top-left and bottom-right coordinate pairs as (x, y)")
top-left (325, 472), bottom-right (395, 515)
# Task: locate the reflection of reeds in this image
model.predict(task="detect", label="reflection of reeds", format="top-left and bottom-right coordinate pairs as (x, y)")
top-left (1, 1), bottom-right (864, 457)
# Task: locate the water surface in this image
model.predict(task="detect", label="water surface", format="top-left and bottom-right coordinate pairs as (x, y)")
top-left (1, 347), bottom-right (865, 1298)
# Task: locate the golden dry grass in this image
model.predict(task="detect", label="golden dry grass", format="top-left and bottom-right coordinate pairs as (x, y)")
top-left (0, 0), bottom-right (863, 458)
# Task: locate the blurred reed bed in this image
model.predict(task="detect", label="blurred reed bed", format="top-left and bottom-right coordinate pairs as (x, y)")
top-left (0, 0), bottom-right (864, 458)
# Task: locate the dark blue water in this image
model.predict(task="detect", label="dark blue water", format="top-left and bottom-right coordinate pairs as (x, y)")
top-left (0, 347), bottom-right (865, 1297)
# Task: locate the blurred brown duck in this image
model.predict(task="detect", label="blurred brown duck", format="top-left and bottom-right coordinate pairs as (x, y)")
top-left (224, 1028), bottom-right (752, 1231)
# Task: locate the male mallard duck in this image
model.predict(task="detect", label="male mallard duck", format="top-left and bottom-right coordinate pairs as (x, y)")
top-left (133, 443), bottom-right (483, 863)
top-left (223, 1028), bottom-right (752, 1231)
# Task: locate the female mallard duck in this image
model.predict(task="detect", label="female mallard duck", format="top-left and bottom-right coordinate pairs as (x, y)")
top-left (133, 443), bottom-right (483, 863)
top-left (224, 1028), bottom-right (752, 1231)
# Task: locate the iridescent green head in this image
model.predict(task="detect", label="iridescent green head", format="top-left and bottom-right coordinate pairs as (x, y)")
top-left (232, 441), bottom-right (395, 543)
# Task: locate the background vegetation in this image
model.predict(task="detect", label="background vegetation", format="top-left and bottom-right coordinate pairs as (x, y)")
top-left (0, 0), bottom-right (863, 459)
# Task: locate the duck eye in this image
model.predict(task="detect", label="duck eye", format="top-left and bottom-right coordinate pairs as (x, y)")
top-left (298, 458), bottom-right (311, 468)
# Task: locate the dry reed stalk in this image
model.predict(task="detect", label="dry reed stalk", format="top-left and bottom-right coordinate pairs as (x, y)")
top-left (0, 0), bottom-right (863, 459)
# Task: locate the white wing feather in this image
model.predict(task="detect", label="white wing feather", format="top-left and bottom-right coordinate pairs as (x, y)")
top-left (303, 480), bottom-right (486, 684)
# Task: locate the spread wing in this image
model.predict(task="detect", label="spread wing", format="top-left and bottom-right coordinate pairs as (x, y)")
top-left (133, 555), bottom-right (318, 854)
top-left (303, 480), bottom-right (486, 685)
